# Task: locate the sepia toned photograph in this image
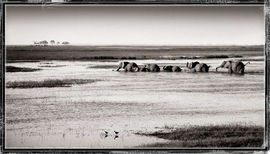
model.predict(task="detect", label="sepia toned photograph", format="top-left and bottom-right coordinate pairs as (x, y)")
top-left (4, 4), bottom-right (265, 149)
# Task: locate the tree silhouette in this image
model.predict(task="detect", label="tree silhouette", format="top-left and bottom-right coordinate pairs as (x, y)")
top-left (40, 40), bottom-right (48, 46)
top-left (50, 40), bottom-right (55, 45)
top-left (62, 41), bottom-right (70, 45)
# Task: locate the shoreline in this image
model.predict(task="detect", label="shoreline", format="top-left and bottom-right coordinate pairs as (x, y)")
top-left (6, 45), bottom-right (263, 61)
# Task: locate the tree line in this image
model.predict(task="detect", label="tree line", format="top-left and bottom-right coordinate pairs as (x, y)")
top-left (34, 40), bottom-right (70, 46)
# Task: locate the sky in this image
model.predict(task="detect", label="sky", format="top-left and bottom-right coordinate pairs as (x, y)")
top-left (5, 5), bottom-right (264, 46)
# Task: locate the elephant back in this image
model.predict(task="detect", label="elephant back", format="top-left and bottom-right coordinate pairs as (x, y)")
top-left (172, 66), bottom-right (182, 72)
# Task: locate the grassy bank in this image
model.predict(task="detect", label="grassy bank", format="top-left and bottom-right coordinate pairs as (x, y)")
top-left (136, 124), bottom-right (264, 147)
top-left (6, 45), bottom-right (263, 61)
top-left (6, 66), bottom-right (41, 72)
top-left (6, 79), bottom-right (98, 88)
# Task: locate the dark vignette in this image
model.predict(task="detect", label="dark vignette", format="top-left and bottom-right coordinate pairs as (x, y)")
top-left (0, 0), bottom-right (268, 153)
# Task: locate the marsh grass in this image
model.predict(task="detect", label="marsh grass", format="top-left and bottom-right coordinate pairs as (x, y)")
top-left (6, 66), bottom-right (41, 72)
top-left (7, 60), bottom-right (40, 63)
top-left (136, 124), bottom-right (264, 147)
top-left (7, 45), bottom-right (263, 61)
top-left (6, 79), bottom-right (98, 88)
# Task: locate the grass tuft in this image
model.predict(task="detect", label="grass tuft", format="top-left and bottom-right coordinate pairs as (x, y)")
top-left (6, 66), bottom-right (41, 72)
top-left (6, 79), bottom-right (98, 88)
top-left (136, 124), bottom-right (264, 147)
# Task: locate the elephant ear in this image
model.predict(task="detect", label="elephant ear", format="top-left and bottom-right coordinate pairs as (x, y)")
top-left (192, 62), bottom-right (199, 68)
top-left (123, 62), bottom-right (129, 68)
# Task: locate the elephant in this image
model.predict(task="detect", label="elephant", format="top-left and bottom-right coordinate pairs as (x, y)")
top-left (124, 62), bottom-right (140, 72)
top-left (138, 65), bottom-right (149, 72)
top-left (163, 65), bottom-right (173, 72)
top-left (186, 61), bottom-right (200, 69)
top-left (172, 66), bottom-right (182, 72)
top-left (216, 60), bottom-right (250, 74)
top-left (116, 61), bottom-right (129, 71)
top-left (116, 61), bottom-right (139, 72)
top-left (193, 63), bottom-right (211, 72)
top-left (144, 64), bottom-right (160, 72)
top-left (163, 65), bottom-right (182, 72)
top-left (186, 61), bottom-right (210, 72)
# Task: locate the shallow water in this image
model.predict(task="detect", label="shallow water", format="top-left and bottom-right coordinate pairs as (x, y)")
top-left (5, 57), bottom-right (265, 148)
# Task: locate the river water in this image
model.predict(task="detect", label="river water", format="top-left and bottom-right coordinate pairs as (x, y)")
top-left (5, 57), bottom-right (265, 148)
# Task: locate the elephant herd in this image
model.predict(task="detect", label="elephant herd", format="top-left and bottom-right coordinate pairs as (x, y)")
top-left (116, 60), bottom-right (250, 74)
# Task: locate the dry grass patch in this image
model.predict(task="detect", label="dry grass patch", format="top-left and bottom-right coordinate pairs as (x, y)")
top-left (136, 124), bottom-right (264, 147)
top-left (6, 79), bottom-right (98, 88)
top-left (6, 66), bottom-right (41, 72)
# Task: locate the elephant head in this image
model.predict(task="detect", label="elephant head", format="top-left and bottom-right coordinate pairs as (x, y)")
top-left (124, 62), bottom-right (139, 72)
top-left (116, 61), bottom-right (129, 71)
top-left (163, 65), bottom-right (173, 72)
top-left (186, 61), bottom-right (200, 69)
top-left (216, 60), bottom-right (250, 74)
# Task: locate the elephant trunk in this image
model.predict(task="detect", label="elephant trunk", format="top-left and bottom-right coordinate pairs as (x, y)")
top-left (216, 66), bottom-right (221, 72)
top-left (244, 62), bottom-right (251, 66)
top-left (134, 67), bottom-right (140, 72)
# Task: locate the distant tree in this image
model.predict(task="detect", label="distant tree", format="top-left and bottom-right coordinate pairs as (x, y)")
top-left (39, 40), bottom-right (48, 46)
top-left (57, 41), bottom-right (60, 45)
top-left (50, 40), bottom-right (55, 45)
top-left (34, 41), bottom-right (39, 46)
top-left (62, 41), bottom-right (70, 45)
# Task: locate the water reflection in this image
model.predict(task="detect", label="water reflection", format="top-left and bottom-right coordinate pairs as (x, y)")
top-left (5, 58), bottom-right (265, 148)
